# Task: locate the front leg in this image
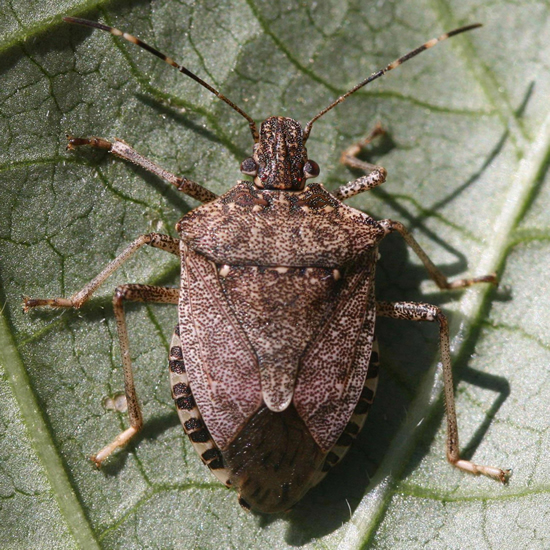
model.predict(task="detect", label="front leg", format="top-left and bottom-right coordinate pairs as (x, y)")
top-left (377, 300), bottom-right (510, 482)
top-left (334, 123), bottom-right (387, 200)
top-left (67, 136), bottom-right (218, 204)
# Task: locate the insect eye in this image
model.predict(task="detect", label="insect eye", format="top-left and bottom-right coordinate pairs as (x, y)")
top-left (304, 160), bottom-right (320, 179)
top-left (240, 157), bottom-right (258, 176)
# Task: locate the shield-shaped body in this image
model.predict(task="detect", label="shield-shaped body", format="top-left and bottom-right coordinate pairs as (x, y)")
top-left (170, 180), bottom-right (385, 512)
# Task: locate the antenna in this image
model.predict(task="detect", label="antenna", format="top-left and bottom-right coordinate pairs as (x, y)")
top-left (303, 24), bottom-right (481, 141)
top-left (63, 17), bottom-right (259, 142)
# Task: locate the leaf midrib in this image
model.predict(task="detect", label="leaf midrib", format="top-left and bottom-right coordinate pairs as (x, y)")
top-left (0, 314), bottom-right (101, 550)
top-left (0, 0), bottom-right (115, 53)
top-left (337, 4), bottom-right (550, 548)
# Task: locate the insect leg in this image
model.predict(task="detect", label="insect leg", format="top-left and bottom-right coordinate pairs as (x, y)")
top-left (67, 136), bottom-right (218, 204)
top-left (334, 123), bottom-right (387, 200)
top-left (379, 219), bottom-right (498, 289)
top-left (91, 284), bottom-right (180, 466)
top-left (23, 233), bottom-right (179, 311)
top-left (376, 300), bottom-right (510, 482)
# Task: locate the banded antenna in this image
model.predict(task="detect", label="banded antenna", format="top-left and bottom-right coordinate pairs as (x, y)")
top-left (63, 17), bottom-right (259, 142)
top-left (64, 17), bottom-right (480, 145)
top-left (302, 23), bottom-right (481, 141)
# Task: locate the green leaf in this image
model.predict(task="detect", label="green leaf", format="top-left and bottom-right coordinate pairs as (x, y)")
top-left (1, 1), bottom-right (549, 548)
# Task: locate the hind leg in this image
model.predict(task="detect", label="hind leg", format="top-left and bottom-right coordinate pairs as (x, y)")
top-left (377, 300), bottom-right (510, 482)
top-left (90, 285), bottom-right (180, 466)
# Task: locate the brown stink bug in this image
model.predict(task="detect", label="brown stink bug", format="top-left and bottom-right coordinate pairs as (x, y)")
top-left (24, 17), bottom-right (510, 513)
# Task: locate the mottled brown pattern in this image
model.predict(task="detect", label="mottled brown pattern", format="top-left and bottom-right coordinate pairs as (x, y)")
top-left (178, 243), bottom-right (263, 451)
top-left (295, 251), bottom-right (378, 451)
top-left (168, 327), bottom-right (232, 487)
top-left (219, 265), bottom-right (342, 411)
top-left (177, 176), bottom-right (386, 491)
top-left (26, 20), bottom-right (509, 508)
top-left (315, 338), bottom-right (380, 482)
top-left (178, 181), bottom-right (385, 267)
top-left (254, 117), bottom-right (307, 190)
top-left (177, 182), bottom-right (386, 453)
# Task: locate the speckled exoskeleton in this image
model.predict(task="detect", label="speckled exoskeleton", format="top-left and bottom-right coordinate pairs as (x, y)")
top-left (24, 17), bottom-right (510, 513)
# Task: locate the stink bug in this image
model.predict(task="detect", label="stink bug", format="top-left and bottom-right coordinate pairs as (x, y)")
top-left (24, 17), bottom-right (510, 514)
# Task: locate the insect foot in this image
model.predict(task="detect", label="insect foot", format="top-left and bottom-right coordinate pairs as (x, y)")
top-left (23, 17), bottom-right (510, 513)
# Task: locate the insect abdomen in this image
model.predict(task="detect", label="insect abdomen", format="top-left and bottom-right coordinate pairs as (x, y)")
top-left (222, 338), bottom-right (380, 513)
top-left (222, 404), bottom-right (326, 513)
top-left (170, 322), bottom-right (380, 513)
top-left (169, 327), bottom-right (232, 487)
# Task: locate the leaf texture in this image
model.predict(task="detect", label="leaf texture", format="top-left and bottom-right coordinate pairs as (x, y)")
top-left (1, 1), bottom-right (549, 548)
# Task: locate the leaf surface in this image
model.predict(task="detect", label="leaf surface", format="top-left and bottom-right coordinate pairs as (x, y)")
top-left (1, 1), bottom-right (549, 548)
